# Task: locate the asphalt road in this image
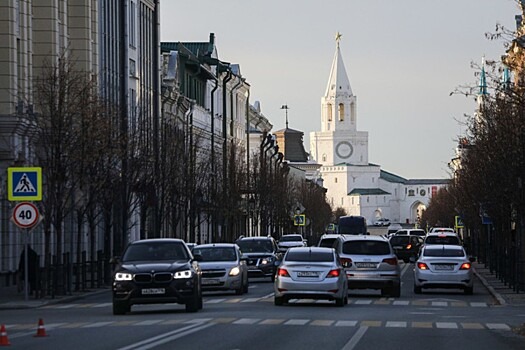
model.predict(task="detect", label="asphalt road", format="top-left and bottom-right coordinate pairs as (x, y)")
top-left (2, 260), bottom-right (525, 350)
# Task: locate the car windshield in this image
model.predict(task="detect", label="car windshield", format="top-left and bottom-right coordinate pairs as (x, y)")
top-left (319, 238), bottom-right (337, 248)
top-left (236, 240), bottom-right (273, 253)
top-left (192, 247), bottom-right (237, 262)
top-left (122, 242), bottom-right (189, 262)
top-left (285, 250), bottom-right (334, 262)
top-left (342, 241), bottom-right (391, 255)
top-left (390, 236), bottom-right (410, 245)
top-left (423, 247), bottom-right (465, 257)
top-left (280, 235), bottom-right (302, 242)
top-left (425, 236), bottom-right (460, 245)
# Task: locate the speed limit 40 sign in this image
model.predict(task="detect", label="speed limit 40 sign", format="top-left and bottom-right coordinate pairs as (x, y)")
top-left (12, 202), bottom-right (40, 229)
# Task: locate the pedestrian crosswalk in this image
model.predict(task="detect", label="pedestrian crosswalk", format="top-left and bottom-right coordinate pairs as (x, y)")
top-left (41, 297), bottom-right (490, 309)
top-left (3, 318), bottom-right (512, 331)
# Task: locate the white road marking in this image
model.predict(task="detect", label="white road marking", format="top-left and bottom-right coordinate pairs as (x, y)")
top-left (284, 319), bottom-right (309, 325)
top-left (342, 326), bottom-right (368, 350)
top-left (386, 321), bottom-right (407, 328)
top-left (486, 323), bottom-right (511, 330)
top-left (436, 322), bottom-right (458, 329)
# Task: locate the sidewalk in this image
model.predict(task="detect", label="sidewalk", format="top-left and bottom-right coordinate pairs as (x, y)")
top-left (0, 285), bottom-right (110, 310)
top-left (0, 264), bottom-right (524, 309)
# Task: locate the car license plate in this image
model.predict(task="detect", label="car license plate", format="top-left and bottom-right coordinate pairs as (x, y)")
top-left (355, 262), bottom-right (377, 268)
top-left (141, 288), bottom-right (165, 295)
top-left (297, 271), bottom-right (319, 277)
top-left (434, 264), bottom-right (454, 271)
top-left (202, 279), bottom-right (219, 285)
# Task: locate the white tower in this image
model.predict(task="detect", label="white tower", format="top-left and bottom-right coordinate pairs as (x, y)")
top-left (310, 33), bottom-right (369, 166)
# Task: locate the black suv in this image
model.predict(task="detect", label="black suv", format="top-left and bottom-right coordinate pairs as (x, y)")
top-left (235, 236), bottom-right (282, 281)
top-left (111, 238), bottom-right (203, 315)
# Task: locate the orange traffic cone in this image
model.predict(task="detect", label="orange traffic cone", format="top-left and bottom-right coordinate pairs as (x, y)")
top-left (34, 318), bottom-right (48, 337)
top-left (0, 324), bottom-right (10, 346)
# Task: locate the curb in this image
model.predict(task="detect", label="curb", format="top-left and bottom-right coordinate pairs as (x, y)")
top-left (0, 288), bottom-right (110, 310)
top-left (473, 268), bottom-right (506, 306)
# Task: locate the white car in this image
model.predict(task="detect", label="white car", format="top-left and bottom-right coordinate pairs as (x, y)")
top-left (278, 234), bottom-right (307, 251)
top-left (373, 218), bottom-right (391, 226)
top-left (413, 244), bottom-right (474, 295)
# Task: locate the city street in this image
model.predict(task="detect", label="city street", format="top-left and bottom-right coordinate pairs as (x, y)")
top-left (2, 262), bottom-right (524, 350)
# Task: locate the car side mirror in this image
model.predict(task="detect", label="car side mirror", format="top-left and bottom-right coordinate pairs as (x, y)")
top-left (192, 254), bottom-right (203, 262)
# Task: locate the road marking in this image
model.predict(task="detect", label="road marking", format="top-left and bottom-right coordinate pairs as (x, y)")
top-left (360, 321), bottom-right (381, 327)
top-left (134, 320), bottom-right (163, 326)
top-left (82, 321), bottom-right (114, 328)
top-left (354, 300), bottom-right (372, 305)
top-left (431, 301), bottom-right (448, 307)
top-left (205, 298), bottom-right (226, 303)
top-left (116, 323), bottom-right (213, 350)
top-left (342, 326), bottom-right (368, 350)
top-left (259, 319), bottom-right (285, 325)
top-left (232, 318), bottom-right (260, 325)
top-left (284, 319), bottom-right (309, 325)
top-left (310, 320), bottom-right (334, 326)
top-left (461, 323), bottom-right (484, 329)
top-left (470, 302), bottom-right (488, 307)
top-left (393, 300), bottom-right (409, 306)
top-left (241, 298), bottom-right (261, 303)
top-left (335, 320), bottom-right (358, 327)
top-left (386, 321), bottom-right (407, 328)
top-left (436, 322), bottom-right (458, 329)
top-left (184, 318), bottom-right (213, 324)
top-left (486, 323), bottom-right (511, 330)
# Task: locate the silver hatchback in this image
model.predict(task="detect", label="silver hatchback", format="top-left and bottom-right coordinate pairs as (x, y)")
top-left (274, 247), bottom-right (348, 306)
top-left (334, 235), bottom-right (401, 297)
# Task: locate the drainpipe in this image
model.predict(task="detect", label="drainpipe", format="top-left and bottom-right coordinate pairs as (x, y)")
top-left (222, 69), bottom-right (233, 241)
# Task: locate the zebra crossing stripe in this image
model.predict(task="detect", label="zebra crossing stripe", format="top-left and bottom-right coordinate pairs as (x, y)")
top-left (310, 320), bottom-right (334, 326)
top-left (259, 319), bottom-right (285, 325)
top-left (412, 322), bottom-right (433, 328)
top-left (284, 319), bottom-right (309, 326)
top-left (360, 321), bottom-right (381, 327)
top-left (386, 321), bottom-right (407, 328)
top-left (486, 323), bottom-right (511, 330)
top-left (335, 320), bottom-right (358, 327)
top-left (436, 322), bottom-right (458, 329)
top-left (461, 323), bottom-right (484, 329)
top-left (233, 318), bottom-right (260, 325)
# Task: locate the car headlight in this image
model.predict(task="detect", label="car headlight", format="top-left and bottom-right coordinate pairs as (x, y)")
top-left (115, 272), bottom-right (133, 281)
top-left (229, 266), bottom-right (241, 276)
top-left (261, 257), bottom-right (274, 265)
top-left (174, 270), bottom-right (193, 279)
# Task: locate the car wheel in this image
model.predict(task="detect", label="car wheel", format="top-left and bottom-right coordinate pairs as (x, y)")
top-left (414, 284), bottom-right (422, 294)
top-left (335, 297), bottom-right (346, 307)
top-left (112, 300), bottom-right (130, 315)
top-left (185, 287), bottom-right (201, 313)
top-left (464, 286), bottom-right (473, 295)
top-left (274, 296), bottom-right (284, 306)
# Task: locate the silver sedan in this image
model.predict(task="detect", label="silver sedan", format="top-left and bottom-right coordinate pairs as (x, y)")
top-left (274, 247), bottom-right (348, 306)
top-left (413, 244), bottom-right (474, 294)
top-left (192, 243), bottom-right (249, 295)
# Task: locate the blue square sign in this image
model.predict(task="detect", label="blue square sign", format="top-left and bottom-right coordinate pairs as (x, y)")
top-left (7, 167), bottom-right (42, 201)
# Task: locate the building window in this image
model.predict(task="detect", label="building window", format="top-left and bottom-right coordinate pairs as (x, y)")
top-left (327, 104), bottom-right (332, 121)
top-left (322, 154), bottom-right (327, 162)
top-left (341, 198), bottom-right (344, 205)
top-left (339, 103), bottom-right (344, 121)
top-left (408, 189), bottom-right (415, 196)
top-left (367, 197), bottom-right (369, 203)
top-left (129, 1), bottom-right (136, 47)
top-left (129, 59), bottom-right (136, 77)
top-left (335, 177), bottom-right (338, 183)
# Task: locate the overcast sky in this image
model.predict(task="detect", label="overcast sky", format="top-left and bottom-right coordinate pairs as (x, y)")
top-left (160, 0), bottom-right (518, 179)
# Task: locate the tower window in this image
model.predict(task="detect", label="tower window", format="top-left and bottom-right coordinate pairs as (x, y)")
top-left (327, 104), bottom-right (332, 121)
top-left (335, 177), bottom-right (338, 183)
top-left (338, 103), bottom-right (344, 121)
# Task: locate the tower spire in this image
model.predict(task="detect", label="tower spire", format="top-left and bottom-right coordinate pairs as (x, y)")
top-left (479, 56), bottom-right (488, 96)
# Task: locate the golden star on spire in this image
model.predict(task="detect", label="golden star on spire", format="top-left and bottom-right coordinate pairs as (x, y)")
top-left (335, 32), bottom-right (342, 47)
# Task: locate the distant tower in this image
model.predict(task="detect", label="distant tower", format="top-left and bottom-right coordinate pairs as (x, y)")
top-left (310, 33), bottom-right (368, 166)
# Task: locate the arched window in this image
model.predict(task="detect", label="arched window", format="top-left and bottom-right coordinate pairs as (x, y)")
top-left (327, 104), bottom-right (333, 121)
top-left (338, 103), bottom-right (344, 121)
top-left (322, 154), bottom-right (327, 162)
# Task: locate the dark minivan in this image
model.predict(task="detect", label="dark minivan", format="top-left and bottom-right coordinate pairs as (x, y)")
top-left (338, 215), bottom-right (368, 235)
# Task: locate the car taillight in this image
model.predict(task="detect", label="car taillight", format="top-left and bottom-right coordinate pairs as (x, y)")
top-left (406, 244), bottom-right (412, 250)
top-left (460, 263), bottom-right (471, 270)
top-left (327, 269), bottom-right (340, 278)
top-left (277, 268), bottom-right (290, 277)
top-left (382, 257), bottom-right (398, 265)
top-left (340, 258), bottom-right (352, 267)
top-left (417, 262), bottom-right (429, 270)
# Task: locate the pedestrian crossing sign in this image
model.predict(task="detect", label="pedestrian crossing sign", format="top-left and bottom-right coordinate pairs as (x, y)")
top-left (7, 167), bottom-right (42, 201)
top-left (293, 214), bottom-right (306, 226)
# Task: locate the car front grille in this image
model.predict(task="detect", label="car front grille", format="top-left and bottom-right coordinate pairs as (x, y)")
top-left (202, 269), bottom-right (226, 278)
top-left (133, 272), bottom-right (173, 283)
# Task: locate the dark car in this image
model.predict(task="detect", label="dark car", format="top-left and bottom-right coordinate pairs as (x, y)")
top-left (389, 235), bottom-right (424, 263)
top-left (235, 236), bottom-right (282, 281)
top-left (111, 238), bottom-right (203, 315)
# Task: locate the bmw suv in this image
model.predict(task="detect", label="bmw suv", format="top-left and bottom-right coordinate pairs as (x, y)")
top-left (111, 238), bottom-right (203, 315)
top-left (235, 236), bottom-right (282, 281)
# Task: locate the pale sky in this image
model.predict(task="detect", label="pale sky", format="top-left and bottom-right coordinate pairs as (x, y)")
top-left (160, 0), bottom-right (518, 179)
